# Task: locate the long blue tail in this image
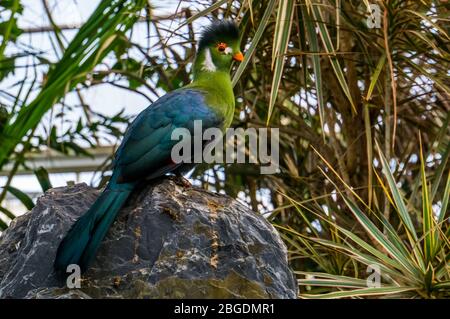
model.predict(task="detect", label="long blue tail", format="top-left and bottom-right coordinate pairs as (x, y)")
top-left (54, 178), bottom-right (135, 272)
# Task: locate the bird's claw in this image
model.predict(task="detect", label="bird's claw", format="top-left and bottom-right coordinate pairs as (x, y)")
top-left (173, 174), bottom-right (192, 188)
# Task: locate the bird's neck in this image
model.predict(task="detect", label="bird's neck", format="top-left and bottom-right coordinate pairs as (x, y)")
top-left (186, 52), bottom-right (235, 128)
top-left (191, 70), bottom-right (232, 94)
top-left (188, 70), bottom-right (235, 128)
top-left (190, 49), bottom-right (233, 101)
top-left (190, 56), bottom-right (234, 101)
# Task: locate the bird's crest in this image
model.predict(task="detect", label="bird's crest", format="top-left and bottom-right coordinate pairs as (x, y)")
top-left (198, 20), bottom-right (239, 50)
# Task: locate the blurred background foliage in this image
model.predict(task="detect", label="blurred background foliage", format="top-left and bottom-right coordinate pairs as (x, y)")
top-left (0, 0), bottom-right (449, 298)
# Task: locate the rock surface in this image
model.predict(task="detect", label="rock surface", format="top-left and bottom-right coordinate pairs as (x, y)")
top-left (0, 178), bottom-right (297, 299)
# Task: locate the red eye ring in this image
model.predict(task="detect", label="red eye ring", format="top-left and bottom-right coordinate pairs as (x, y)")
top-left (217, 42), bottom-right (227, 52)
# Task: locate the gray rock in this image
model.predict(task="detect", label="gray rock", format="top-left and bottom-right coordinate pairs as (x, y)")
top-left (0, 178), bottom-right (298, 299)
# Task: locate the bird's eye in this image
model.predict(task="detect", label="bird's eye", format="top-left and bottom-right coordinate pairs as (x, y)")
top-left (217, 42), bottom-right (227, 52)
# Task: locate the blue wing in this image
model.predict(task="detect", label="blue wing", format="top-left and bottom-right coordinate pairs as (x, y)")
top-left (113, 89), bottom-right (222, 183)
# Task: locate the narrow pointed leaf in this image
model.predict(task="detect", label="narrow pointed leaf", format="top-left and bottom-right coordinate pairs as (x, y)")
top-left (301, 286), bottom-right (416, 299)
top-left (309, 3), bottom-right (356, 113)
top-left (376, 143), bottom-right (418, 241)
top-left (34, 166), bottom-right (53, 192)
top-left (366, 54), bottom-right (386, 101)
top-left (4, 186), bottom-right (34, 210)
top-left (301, 6), bottom-right (325, 133)
top-left (232, 0), bottom-right (277, 87)
top-left (267, 0), bottom-right (295, 124)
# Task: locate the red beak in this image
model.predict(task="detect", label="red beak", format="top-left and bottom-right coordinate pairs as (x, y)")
top-left (233, 52), bottom-right (244, 62)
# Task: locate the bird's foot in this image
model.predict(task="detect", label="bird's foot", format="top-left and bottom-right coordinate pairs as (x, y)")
top-left (174, 174), bottom-right (192, 188)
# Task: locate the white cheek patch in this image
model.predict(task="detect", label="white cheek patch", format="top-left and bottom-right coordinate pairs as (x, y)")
top-left (224, 47), bottom-right (233, 55)
top-left (202, 48), bottom-right (217, 72)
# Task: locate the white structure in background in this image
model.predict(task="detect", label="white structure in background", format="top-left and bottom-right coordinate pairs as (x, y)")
top-left (0, 146), bottom-right (115, 216)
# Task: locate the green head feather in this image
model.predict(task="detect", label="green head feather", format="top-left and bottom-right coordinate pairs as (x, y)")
top-left (193, 20), bottom-right (242, 77)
